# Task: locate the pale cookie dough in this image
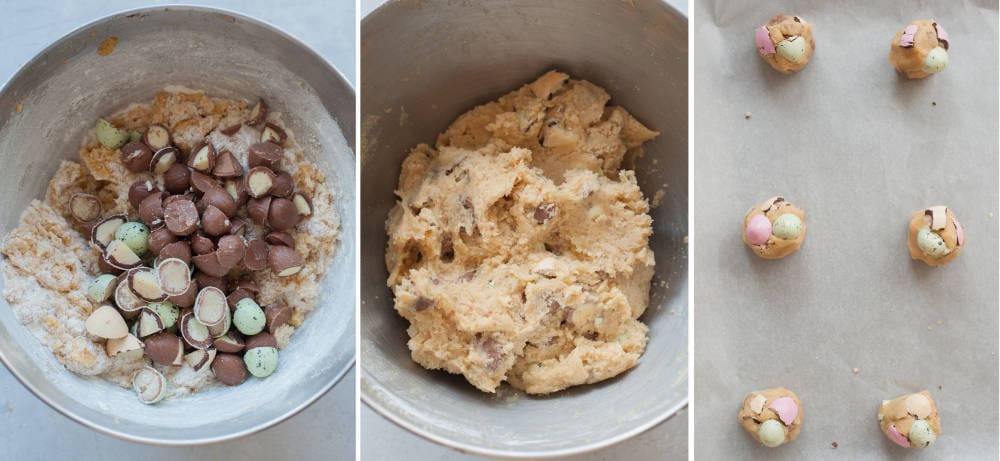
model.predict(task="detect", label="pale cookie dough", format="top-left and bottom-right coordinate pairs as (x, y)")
top-left (889, 20), bottom-right (950, 79)
top-left (738, 387), bottom-right (804, 448)
top-left (385, 70), bottom-right (659, 394)
top-left (907, 205), bottom-right (964, 266)
top-left (878, 390), bottom-right (942, 448)
top-left (742, 196), bottom-right (806, 259)
top-left (755, 14), bottom-right (815, 74)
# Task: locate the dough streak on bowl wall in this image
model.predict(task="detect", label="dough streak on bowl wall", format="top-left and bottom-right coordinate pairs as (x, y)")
top-left (0, 87), bottom-right (340, 399)
top-left (385, 71), bottom-right (660, 394)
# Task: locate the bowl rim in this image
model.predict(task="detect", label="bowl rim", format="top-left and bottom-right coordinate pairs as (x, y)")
top-left (0, 3), bottom-right (356, 447)
top-left (359, 0), bottom-right (688, 455)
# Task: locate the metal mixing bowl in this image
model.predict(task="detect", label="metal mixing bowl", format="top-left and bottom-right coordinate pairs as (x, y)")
top-left (0, 6), bottom-right (356, 445)
top-left (360, 0), bottom-right (688, 456)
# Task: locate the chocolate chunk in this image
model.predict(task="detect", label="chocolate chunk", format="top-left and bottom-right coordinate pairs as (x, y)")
top-left (270, 170), bottom-right (294, 198)
top-left (245, 332), bottom-right (278, 350)
top-left (147, 226), bottom-right (177, 255)
top-left (158, 240), bottom-right (191, 265)
top-left (231, 278), bottom-right (260, 294)
top-left (144, 332), bottom-right (184, 366)
top-left (128, 180), bottom-right (158, 210)
top-left (212, 150), bottom-right (243, 178)
top-left (260, 123), bottom-right (287, 145)
top-left (180, 312), bottom-right (213, 350)
top-left (292, 192), bottom-right (313, 216)
top-left (69, 192), bottom-right (102, 223)
top-left (190, 233), bottom-right (215, 255)
top-left (267, 245), bottom-right (304, 276)
top-left (187, 141), bottom-right (217, 172)
top-left (193, 272), bottom-right (227, 293)
top-left (534, 202), bottom-right (557, 224)
top-left (227, 288), bottom-right (254, 310)
top-left (413, 297), bottom-right (433, 312)
top-left (216, 234), bottom-right (246, 267)
top-left (138, 192), bottom-right (165, 226)
top-left (127, 267), bottom-right (167, 302)
top-left (247, 196), bottom-right (272, 226)
top-left (164, 199), bottom-right (199, 236)
top-left (121, 141), bottom-right (153, 173)
top-left (213, 331), bottom-right (245, 354)
top-left (248, 142), bottom-right (282, 169)
top-left (168, 279), bottom-right (198, 308)
top-left (268, 198), bottom-right (300, 231)
top-left (189, 170), bottom-right (220, 194)
top-left (104, 240), bottom-right (142, 270)
top-left (198, 187), bottom-right (237, 218)
top-left (247, 99), bottom-right (268, 127)
top-left (156, 258), bottom-right (191, 296)
top-left (201, 205), bottom-right (231, 237)
top-left (143, 124), bottom-right (172, 151)
top-left (91, 214), bottom-right (126, 249)
top-left (264, 304), bottom-right (293, 333)
top-left (474, 334), bottom-right (503, 370)
top-left (228, 218), bottom-right (248, 236)
top-left (224, 178), bottom-right (249, 207)
top-left (211, 353), bottom-right (249, 385)
top-left (264, 231), bottom-right (295, 247)
top-left (150, 147), bottom-right (179, 175)
top-left (219, 123), bottom-right (241, 136)
top-left (162, 163), bottom-right (191, 194)
top-left (192, 252), bottom-right (229, 277)
top-left (163, 193), bottom-right (194, 207)
top-left (245, 166), bottom-right (276, 198)
top-left (97, 254), bottom-right (123, 275)
top-left (242, 239), bottom-right (269, 271)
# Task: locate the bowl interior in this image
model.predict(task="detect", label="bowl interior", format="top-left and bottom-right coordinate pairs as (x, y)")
top-left (360, 0), bottom-right (687, 456)
top-left (0, 7), bottom-right (356, 444)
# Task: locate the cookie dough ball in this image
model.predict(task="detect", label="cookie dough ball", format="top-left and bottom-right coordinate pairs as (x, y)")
top-left (755, 14), bottom-right (815, 74)
top-left (738, 388), bottom-right (804, 447)
top-left (889, 20), bottom-right (950, 79)
top-left (742, 196), bottom-right (806, 259)
top-left (878, 391), bottom-right (941, 448)
top-left (907, 205), bottom-right (964, 266)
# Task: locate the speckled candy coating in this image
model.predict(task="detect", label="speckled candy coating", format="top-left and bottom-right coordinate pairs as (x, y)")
top-left (907, 206), bottom-right (964, 266)
top-left (738, 387), bottom-right (804, 448)
top-left (742, 197), bottom-right (807, 259)
top-left (755, 14), bottom-right (815, 74)
top-left (878, 391), bottom-right (942, 449)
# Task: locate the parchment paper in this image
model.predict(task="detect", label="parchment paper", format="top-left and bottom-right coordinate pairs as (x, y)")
top-left (693, 0), bottom-right (998, 459)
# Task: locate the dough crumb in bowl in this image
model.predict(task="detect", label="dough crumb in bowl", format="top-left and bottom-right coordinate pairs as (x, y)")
top-left (385, 71), bottom-right (659, 394)
top-left (1, 88), bottom-right (340, 400)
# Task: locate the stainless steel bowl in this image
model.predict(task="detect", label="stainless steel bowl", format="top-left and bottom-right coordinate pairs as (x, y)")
top-left (0, 6), bottom-right (356, 445)
top-left (360, 0), bottom-right (688, 456)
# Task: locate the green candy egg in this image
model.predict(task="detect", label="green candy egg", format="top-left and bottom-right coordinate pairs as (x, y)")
top-left (908, 420), bottom-right (936, 448)
top-left (244, 346), bottom-right (279, 378)
top-left (922, 47), bottom-right (948, 74)
top-left (917, 228), bottom-right (947, 256)
top-left (772, 214), bottom-right (803, 239)
top-left (87, 274), bottom-right (118, 303)
top-left (777, 36), bottom-right (807, 63)
top-left (758, 419), bottom-right (786, 448)
top-left (95, 118), bottom-right (130, 149)
top-left (149, 301), bottom-right (179, 329)
top-left (233, 299), bottom-right (266, 335)
top-left (115, 222), bottom-right (150, 256)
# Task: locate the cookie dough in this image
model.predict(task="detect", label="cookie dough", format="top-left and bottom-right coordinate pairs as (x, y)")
top-left (878, 391), bottom-right (942, 448)
top-left (742, 196), bottom-right (806, 259)
top-left (385, 71), bottom-right (659, 394)
top-left (907, 205), bottom-right (964, 266)
top-left (738, 387), bottom-right (804, 447)
top-left (889, 20), bottom-right (950, 79)
top-left (755, 14), bottom-right (815, 74)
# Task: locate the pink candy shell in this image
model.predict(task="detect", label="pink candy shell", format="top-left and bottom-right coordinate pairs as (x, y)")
top-left (756, 26), bottom-right (776, 55)
top-left (954, 218), bottom-right (964, 246)
top-left (887, 424), bottom-right (911, 448)
top-left (900, 24), bottom-right (918, 48)
top-left (746, 215), bottom-right (772, 246)
top-left (768, 397), bottom-right (799, 426)
top-left (935, 23), bottom-right (949, 43)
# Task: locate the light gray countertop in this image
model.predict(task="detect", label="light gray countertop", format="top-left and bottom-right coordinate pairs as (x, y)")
top-left (0, 1), bottom-right (356, 460)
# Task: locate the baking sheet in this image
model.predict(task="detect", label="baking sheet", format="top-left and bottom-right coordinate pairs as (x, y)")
top-left (693, 0), bottom-right (999, 459)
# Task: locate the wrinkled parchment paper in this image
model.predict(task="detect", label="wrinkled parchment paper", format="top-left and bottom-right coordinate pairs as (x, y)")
top-left (693, 0), bottom-right (998, 459)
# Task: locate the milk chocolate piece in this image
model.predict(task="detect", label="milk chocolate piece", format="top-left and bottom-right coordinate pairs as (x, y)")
top-left (245, 166), bottom-right (276, 198)
top-left (194, 272), bottom-right (227, 293)
top-left (115, 278), bottom-right (145, 315)
top-left (144, 332), bottom-right (184, 366)
top-left (224, 178), bottom-right (249, 207)
top-left (245, 332), bottom-right (278, 350)
top-left (85, 305), bottom-right (128, 339)
top-left (232, 278), bottom-right (260, 294)
top-left (104, 240), bottom-right (142, 270)
top-left (270, 170), bottom-right (294, 198)
top-left (268, 198), bottom-right (300, 231)
top-left (247, 196), bottom-right (272, 226)
top-left (184, 348), bottom-right (216, 371)
top-left (228, 218), bottom-right (248, 236)
top-left (227, 289), bottom-right (254, 310)
top-left (158, 240), bottom-right (191, 264)
top-left (164, 199), bottom-right (199, 236)
top-left (292, 192), bottom-right (313, 216)
top-left (201, 205), bottom-right (231, 237)
top-left (180, 312), bottom-right (213, 350)
top-left (220, 123), bottom-right (242, 136)
top-left (248, 142), bottom-right (282, 169)
top-left (121, 141), bottom-right (154, 173)
top-left (248, 99), bottom-right (268, 127)
top-left (138, 192), bottom-right (165, 225)
top-left (69, 193), bottom-right (102, 223)
top-left (128, 180), bottom-right (159, 210)
top-left (187, 141), bottom-right (217, 172)
top-left (127, 267), bottom-right (167, 302)
top-left (267, 245), bottom-right (304, 276)
top-left (192, 252), bottom-right (230, 277)
top-left (156, 257), bottom-right (191, 296)
top-left (190, 233), bottom-right (215, 255)
top-left (143, 124), bottom-right (172, 151)
top-left (242, 239), bottom-right (269, 271)
top-left (148, 227), bottom-right (178, 256)
top-left (189, 170), bottom-right (220, 194)
top-left (264, 231), bottom-right (295, 248)
top-left (212, 150), bottom-right (243, 178)
top-left (135, 307), bottom-right (165, 338)
top-left (260, 123), bottom-right (287, 145)
top-left (162, 163), bottom-right (191, 194)
top-left (91, 214), bottom-right (126, 249)
top-left (150, 147), bottom-right (179, 175)
top-left (194, 286), bottom-right (229, 326)
top-left (264, 304), bottom-right (293, 334)
top-left (213, 331), bottom-right (245, 353)
top-left (212, 353), bottom-right (249, 385)
top-left (168, 279), bottom-right (198, 308)
top-left (216, 235), bottom-right (246, 267)
top-left (97, 256), bottom-right (124, 275)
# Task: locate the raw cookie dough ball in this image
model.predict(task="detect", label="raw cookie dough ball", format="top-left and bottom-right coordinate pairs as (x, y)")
top-left (878, 391), bottom-right (941, 448)
top-left (755, 14), bottom-right (815, 74)
top-left (742, 196), bottom-right (806, 259)
top-left (889, 20), bottom-right (950, 79)
top-left (738, 387), bottom-right (804, 447)
top-left (907, 205), bottom-right (964, 266)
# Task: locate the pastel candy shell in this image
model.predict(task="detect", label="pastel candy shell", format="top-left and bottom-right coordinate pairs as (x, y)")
top-left (777, 36), bottom-right (807, 63)
top-left (908, 420), bottom-right (937, 448)
top-left (922, 47), bottom-right (948, 74)
top-left (750, 393), bottom-right (767, 414)
top-left (887, 424), bottom-right (911, 448)
top-left (934, 22), bottom-right (949, 45)
top-left (756, 26), bottom-right (776, 55)
top-left (758, 419), bottom-right (786, 448)
top-left (746, 214), bottom-right (772, 245)
top-left (768, 396), bottom-right (798, 425)
top-left (954, 218), bottom-right (964, 246)
top-left (900, 24), bottom-right (918, 47)
top-left (905, 393), bottom-right (932, 419)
